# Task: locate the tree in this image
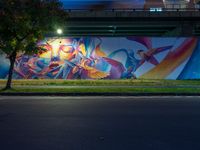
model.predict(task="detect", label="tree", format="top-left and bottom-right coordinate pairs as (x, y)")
top-left (0, 0), bottom-right (68, 89)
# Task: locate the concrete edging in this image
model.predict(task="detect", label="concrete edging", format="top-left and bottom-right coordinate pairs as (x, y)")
top-left (0, 92), bottom-right (200, 96)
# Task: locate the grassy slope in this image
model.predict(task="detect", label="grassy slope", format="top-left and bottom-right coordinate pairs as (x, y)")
top-left (0, 79), bottom-right (200, 93)
top-left (1, 79), bottom-right (200, 86)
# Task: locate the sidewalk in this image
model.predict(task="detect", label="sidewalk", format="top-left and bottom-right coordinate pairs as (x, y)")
top-left (1, 85), bottom-right (200, 89)
top-left (1, 92), bottom-right (200, 96)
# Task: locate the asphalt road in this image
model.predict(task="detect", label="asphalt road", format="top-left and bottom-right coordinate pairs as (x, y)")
top-left (0, 96), bottom-right (200, 150)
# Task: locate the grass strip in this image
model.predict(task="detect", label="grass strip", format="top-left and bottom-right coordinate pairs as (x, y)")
top-left (1, 79), bottom-right (200, 86)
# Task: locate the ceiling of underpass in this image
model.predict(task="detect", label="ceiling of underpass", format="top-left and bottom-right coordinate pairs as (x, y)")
top-left (48, 22), bottom-right (200, 37)
top-left (62, 23), bottom-right (178, 36)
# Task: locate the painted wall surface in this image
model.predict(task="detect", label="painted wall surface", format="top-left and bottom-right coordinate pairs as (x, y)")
top-left (0, 37), bottom-right (199, 80)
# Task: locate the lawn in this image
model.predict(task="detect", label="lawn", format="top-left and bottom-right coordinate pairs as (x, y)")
top-left (0, 79), bottom-right (200, 94)
top-left (1, 79), bottom-right (200, 86)
top-left (1, 87), bottom-right (200, 94)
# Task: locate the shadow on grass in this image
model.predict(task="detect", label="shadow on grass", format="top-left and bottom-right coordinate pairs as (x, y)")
top-left (0, 87), bottom-right (16, 92)
top-left (0, 87), bottom-right (6, 92)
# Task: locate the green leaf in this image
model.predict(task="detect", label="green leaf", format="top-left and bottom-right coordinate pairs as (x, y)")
top-left (0, 0), bottom-right (68, 55)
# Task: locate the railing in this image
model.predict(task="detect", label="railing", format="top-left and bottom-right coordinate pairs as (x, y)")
top-left (165, 3), bottom-right (199, 8)
top-left (64, 4), bottom-right (200, 12)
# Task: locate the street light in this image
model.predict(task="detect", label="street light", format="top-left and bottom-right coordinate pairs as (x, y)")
top-left (57, 29), bottom-right (63, 35)
top-left (56, 28), bottom-right (63, 44)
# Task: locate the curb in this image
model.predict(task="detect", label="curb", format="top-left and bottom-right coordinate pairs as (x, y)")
top-left (1, 92), bottom-right (200, 96)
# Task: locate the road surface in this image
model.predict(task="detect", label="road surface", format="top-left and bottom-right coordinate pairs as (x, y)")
top-left (0, 96), bottom-right (200, 150)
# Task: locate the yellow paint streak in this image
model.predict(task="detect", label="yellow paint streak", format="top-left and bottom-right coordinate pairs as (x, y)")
top-left (140, 38), bottom-right (197, 79)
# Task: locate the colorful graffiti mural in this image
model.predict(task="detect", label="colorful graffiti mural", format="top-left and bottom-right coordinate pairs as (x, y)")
top-left (0, 37), bottom-right (199, 80)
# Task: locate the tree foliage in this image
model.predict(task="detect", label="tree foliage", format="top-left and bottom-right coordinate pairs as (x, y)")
top-left (0, 0), bottom-right (68, 89)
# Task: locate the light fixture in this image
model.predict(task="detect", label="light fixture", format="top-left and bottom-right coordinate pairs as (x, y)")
top-left (57, 29), bottom-right (63, 35)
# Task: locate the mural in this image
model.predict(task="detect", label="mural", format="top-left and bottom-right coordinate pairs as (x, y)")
top-left (0, 37), bottom-right (199, 80)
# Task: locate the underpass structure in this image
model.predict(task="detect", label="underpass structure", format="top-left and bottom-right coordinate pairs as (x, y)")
top-left (53, 8), bottom-right (200, 37)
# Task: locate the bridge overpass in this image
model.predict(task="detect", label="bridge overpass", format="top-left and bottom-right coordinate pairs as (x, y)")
top-left (54, 8), bottom-right (200, 37)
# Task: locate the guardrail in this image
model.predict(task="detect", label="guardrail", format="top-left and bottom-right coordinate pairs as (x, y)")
top-left (64, 4), bottom-right (200, 12)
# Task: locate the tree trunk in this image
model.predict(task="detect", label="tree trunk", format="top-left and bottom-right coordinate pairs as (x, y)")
top-left (4, 51), bottom-right (17, 90)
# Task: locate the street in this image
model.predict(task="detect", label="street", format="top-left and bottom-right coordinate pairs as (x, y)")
top-left (0, 96), bottom-right (200, 150)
